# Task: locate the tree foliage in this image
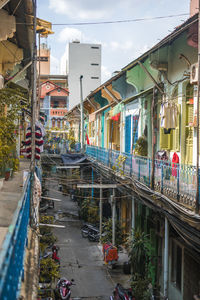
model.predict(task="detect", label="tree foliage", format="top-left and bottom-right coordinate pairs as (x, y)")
top-left (101, 218), bottom-right (125, 248)
top-left (0, 86), bottom-right (28, 168)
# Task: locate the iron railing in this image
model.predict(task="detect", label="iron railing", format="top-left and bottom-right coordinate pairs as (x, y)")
top-left (86, 146), bottom-right (197, 209)
top-left (0, 174), bottom-right (31, 300)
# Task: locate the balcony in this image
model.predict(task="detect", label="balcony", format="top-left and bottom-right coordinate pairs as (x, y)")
top-left (0, 161), bottom-right (40, 299)
top-left (50, 108), bottom-right (68, 117)
top-left (86, 146), bottom-right (197, 211)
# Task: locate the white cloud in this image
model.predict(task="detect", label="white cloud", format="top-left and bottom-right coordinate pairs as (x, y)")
top-left (49, 0), bottom-right (109, 20)
top-left (58, 27), bottom-right (84, 43)
top-left (110, 41), bottom-right (134, 52)
top-left (101, 65), bottom-right (112, 83)
top-left (50, 55), bottom-right (60, 74)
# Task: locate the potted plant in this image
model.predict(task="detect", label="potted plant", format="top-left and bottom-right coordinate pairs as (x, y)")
top-left (126, 229), bottom-right (153, 299)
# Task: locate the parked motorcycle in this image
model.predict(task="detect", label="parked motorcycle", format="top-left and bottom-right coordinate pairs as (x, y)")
top-left (110, 283), bottom-right (135, 300)
top-left (55, 277), bottom-right (75, 300)
top-left (81, 223), bottom-right (98, 238)
top-left (88, 227), bottom-right (100, 242)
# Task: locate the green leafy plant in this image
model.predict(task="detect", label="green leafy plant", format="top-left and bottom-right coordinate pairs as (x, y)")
top-left (112, 155), bottom-right (127, 175)
top-left (79, 198), bottom-right (90, 222)
top-left (0, 85), bottom-right (27, 173)
top-left (126, 229), bottom-right (152, 299)
top-left (134, 136), bottom-right (148, 156)
top-left (39, 215), bottom-right (57, 246)
top-left (101, 218), bottom-right (125, 248)
top-left (88, 205), bottom-right (99, 224)
top-left (131, 275), bottom-right (151, 300)
top-left (67, 129), bottom-right (76, 150)
top-left (39, 257), bottom-right (60, 283)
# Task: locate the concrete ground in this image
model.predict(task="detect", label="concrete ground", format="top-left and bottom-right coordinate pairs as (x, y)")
top-left (0, 159), bottom-right (30, 250)
top-left (45, 177), bottom-right (131, 300)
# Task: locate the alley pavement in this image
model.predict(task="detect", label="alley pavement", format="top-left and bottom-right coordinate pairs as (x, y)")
top-left (45, 176), bottom-right (131, 300)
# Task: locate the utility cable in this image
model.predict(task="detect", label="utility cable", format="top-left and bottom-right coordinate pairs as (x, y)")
top-left (50, 13), bottom-right (189, 26)
top-left (13, 13), bottom-right (189, 26)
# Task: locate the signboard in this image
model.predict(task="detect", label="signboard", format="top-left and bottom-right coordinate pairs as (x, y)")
top-left (37, 57), bottom-right (48, 62)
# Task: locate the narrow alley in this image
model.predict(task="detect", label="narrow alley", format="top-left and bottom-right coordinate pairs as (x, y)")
top-left (43, 169), bottom-right (130, 300)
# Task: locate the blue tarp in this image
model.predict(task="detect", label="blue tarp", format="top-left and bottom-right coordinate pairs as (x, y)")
top-left (61, 153), bottom-right (87, 165)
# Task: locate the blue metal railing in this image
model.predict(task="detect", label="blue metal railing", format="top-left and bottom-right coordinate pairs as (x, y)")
top-left (86, 146), bottom-right (197, 209)
top-left (0, 174), bottom-right (31, 300)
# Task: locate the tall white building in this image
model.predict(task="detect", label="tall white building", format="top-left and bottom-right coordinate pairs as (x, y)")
top-left (67, 41), bottom-right (101, 110)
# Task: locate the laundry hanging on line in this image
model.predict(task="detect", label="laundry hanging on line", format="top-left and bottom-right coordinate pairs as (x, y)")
top-left (160, 102), bottom-right (179, 129)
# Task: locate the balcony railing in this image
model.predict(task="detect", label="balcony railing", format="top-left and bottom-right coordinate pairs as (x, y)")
top-left (86, 145), bottom-right (197, 210)
top-left (0, 174), bottom-right (31, 299)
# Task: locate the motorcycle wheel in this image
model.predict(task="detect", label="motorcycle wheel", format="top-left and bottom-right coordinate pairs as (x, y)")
top-left (81, 230), bottom-right (88, 238)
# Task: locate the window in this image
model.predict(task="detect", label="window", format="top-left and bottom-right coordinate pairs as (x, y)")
top-left (91, 63), bottom-right (99, 66)
top-left (53, 101), bottom-right (59, 108)
top-left (91, 77), bottom-right (99, 79)
top-left (91, 46), bottom-right (99, 49)
top-left (171, 240), bottom-right (183, 290)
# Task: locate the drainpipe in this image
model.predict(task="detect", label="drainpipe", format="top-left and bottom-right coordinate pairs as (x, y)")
top-left (151, 87), bottom-right (156, 190)
top-left (80, 75), bottom-right (84, 151)
top-left (99, 175), bottom-right (103, 241)
top-left (164, 217), bottom-right (169, 299)
top-left (196, 0), bottom-right (200, 214)
top-left (111, 188), bottom-right (116, 246)
top-left (132, 196), bottom-right (135, 230)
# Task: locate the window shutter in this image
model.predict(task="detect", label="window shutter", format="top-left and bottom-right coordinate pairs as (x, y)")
top-left (160, 128), bottom-right (170, 150)
top-left (106, 120), bottom-right (110, 148)
top-left (125, 115), bottom-right (131, 153)
top-left (185, 128), bottom-right (193, 165)
top-left (172, 104), bottom-right (180, 152)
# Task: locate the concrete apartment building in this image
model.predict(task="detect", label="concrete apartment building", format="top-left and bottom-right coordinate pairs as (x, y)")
top-left (37, 43), bottom-right (50, 75)
top-left (67, 41), bottom-right (101, 110)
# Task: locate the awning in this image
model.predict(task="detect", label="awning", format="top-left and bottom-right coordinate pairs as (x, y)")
top-left (122, 87), bottom-right (153, 105)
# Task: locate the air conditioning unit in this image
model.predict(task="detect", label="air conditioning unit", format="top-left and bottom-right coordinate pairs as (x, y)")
top-left (190, 63), bottom-right (198, 84)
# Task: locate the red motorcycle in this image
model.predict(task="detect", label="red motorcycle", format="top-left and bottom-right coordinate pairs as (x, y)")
top-left (110, 283), bottom-right (135, 300)
top-left (55, 278), bottom-right (75, 300)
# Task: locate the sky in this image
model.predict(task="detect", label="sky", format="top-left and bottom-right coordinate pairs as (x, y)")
top-left (37, 0), bottom-right (191, 83)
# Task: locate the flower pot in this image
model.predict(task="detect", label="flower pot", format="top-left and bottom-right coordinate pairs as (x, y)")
top-left (5, 168), bottom-right (12, 181)
top-left (5, 170), bottom-right (10, 181)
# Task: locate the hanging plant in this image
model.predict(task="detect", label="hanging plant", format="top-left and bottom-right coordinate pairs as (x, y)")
top-left (134, 136), bottom-right (148, 157)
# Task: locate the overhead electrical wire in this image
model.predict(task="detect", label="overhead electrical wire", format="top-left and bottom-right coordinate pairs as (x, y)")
top-left (13, 13), bottom-right (189, 27)
top-left (50, 13), bottom-right (189, 26)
